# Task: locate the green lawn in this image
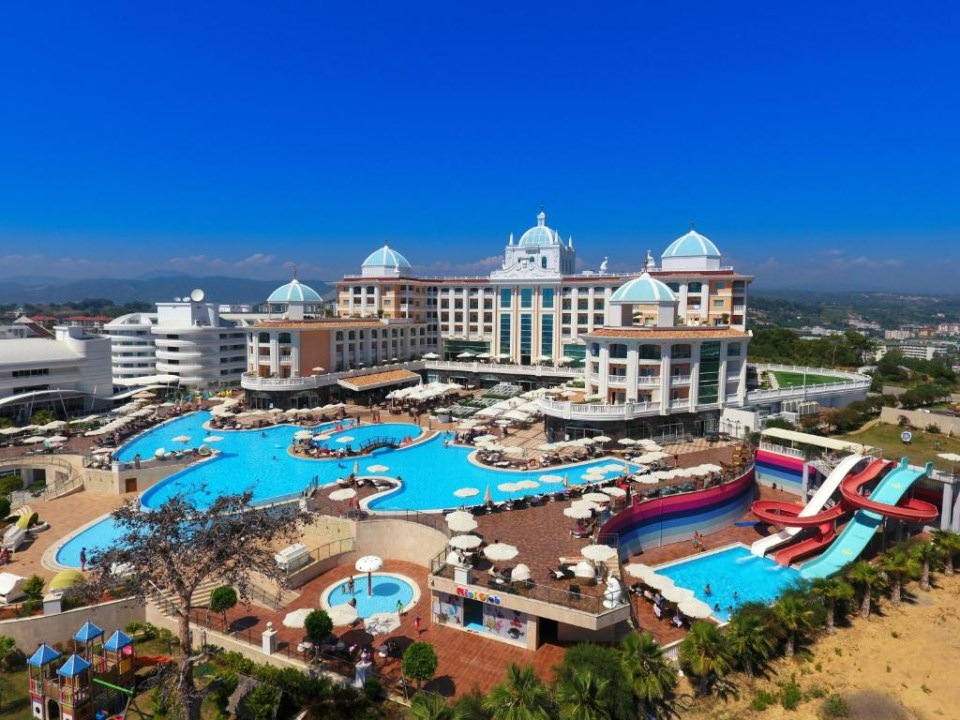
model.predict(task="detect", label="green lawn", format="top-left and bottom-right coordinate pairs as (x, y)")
top-left (770, 370), bottom-right (848, 388)
top-left (841, 423), bottom-right (960, 470)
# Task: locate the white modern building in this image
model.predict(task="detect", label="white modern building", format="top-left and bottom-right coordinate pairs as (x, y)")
top-left (0, 325), bottom-right (113, 421)
top-left (103, 312), bottom-right (158, 384)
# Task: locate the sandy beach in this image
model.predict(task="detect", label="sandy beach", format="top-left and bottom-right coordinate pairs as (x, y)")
top-left (684, 573), bottom-right (960, 719)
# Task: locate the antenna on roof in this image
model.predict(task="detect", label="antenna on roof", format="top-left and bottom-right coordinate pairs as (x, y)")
top-left (292, 266), bottom-right (299, 280)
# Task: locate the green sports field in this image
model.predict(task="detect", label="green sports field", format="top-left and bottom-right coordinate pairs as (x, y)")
top-left (770, 370), bottom-right (848, 388)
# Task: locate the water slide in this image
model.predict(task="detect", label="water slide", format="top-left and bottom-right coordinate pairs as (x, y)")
top-left (800, 459), bottom-right (938, 579)
top-left (749, 454), bottom-right (865, 557)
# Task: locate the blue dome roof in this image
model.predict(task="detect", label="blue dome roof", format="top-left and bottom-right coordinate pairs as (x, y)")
top-left (268, 279), bottom-right (322, 304)
top-left (518, 210), bottom-right (559, 246)
top-left (362, 244), bottom-right (412, 270)
top-left (610, 272), bottom-right (677, 304)
top-left (662, 230), bottom-right (720, 259)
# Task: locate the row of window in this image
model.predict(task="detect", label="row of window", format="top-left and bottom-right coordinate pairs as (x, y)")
top-left (12, 368), bottom-right (50, 377)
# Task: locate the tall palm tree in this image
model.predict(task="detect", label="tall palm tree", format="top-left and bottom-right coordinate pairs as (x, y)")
top-left (878, 545), bottom-right (920, 606)
top-left (846, 560), bottom-right (882, 620)
top-left (555, 669), bottom-right (612, 720)
top-left (725, 606), bottom-right (778, 677)
top-left (773, 594), bottom-right (817, 657)
top-left (678, 621), bottom-right (733, 697)
top-left (910, 540), bottom-right (941, 591)
top-left (932, 530), bottom-right (960, 575)
top-left (483, 664), bottom-right (553, 720)
top-left (620, 632), bottom-right (678, 717)
top-left (810, 576), bottom-right (854, 634)
top-left (409, 692), bottom-right (453, 720)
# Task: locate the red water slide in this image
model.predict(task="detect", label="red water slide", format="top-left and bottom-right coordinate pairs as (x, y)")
top-left (840, 465), bottom-right (939, 522)
top-left (773, 524), bottom-right (837, 566)
top-left (750, 501), bottom-right (846, 527)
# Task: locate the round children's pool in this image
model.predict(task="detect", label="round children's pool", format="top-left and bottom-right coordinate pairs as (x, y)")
top-left (320, 572), bottom-right (418, 619)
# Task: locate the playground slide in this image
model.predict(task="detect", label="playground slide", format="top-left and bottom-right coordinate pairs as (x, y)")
top-left (750, 454), bottom-right (864, 557)
top-left (800, 459), bottom-right (936, 579)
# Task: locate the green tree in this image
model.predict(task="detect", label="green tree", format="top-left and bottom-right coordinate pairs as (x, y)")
top-left (243, 683), bottom-right (281, 720)
top-left (932, 530), bottom-right (960, 575)
top-left (910, 540), bottom-right (941, 591)
top-left (0, 635), bottom-right (25, 673)
top-left (409, 692), bottom-right (452, 720)
top-left (303, 609), bottom-right (333, 646)
top-left (810, 576), bottom-right (854, 634)
top-left (29, 409), bottom-right (56, 426)
top-left (451, 688), bottom-right (491, 720)
top-left (0, 496), bottom-right (10, 521)
top-left (23, 575), bottom-right (44, 600)
top-left (209, 585), bottom-right (238, 628)
top-left (555, 643), bottom-right (633, 720)
top-left (878, 545), bottom-right (920, 607)
top-left (619, 632), bottom-right (677, 717)
top-left (678, 621), bottom-right (733, 697)
top-left (556, 669), bottom-right (612, 720)
top-left (725, 603), bottom-right (779, 677)
top-left (773, 593), bottom-right (818, 657)
top-left (846, 561), bottom-right (882, 620)
top-left (403, 642), bottom-right (439, 691)
top-left (482, 663), bottom-right (553, 720)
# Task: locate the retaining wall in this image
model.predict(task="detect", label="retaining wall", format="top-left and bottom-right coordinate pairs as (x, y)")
top-left (0, 598), bottom-right (144, 650)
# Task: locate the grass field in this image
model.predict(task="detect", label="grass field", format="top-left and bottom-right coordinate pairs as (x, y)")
top-left (841, 422), bottom-right (960, 470)
top-left (770, 370), bottom-right (848, 388)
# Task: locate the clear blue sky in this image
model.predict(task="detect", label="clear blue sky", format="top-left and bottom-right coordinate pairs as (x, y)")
top-left (0, 1), bottom-right (957, 290)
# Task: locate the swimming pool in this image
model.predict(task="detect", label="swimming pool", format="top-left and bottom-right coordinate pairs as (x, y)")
top-left (56, 516), bottom-right (122, 568)
top-left (321, 573), bottom-right (417, 618)
top-left (654, 544), bottom-right (801, 622)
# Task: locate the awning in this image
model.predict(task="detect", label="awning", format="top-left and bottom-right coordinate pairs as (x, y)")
top-left (113, 374), bottom-right (181, 388)
top-left (338, 369), bottom-right (421, 392)
top-left (760, 427), bottom-right (872, 453)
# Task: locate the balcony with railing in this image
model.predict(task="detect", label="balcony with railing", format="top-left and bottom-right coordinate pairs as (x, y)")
top-left (636, 375), bottom-right (660, 386)
top-left (536, 397), bottom-right (661, 420)
top-left (670, 374), bottom-right (691, 385)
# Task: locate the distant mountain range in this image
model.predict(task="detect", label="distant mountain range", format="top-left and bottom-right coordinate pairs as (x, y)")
top-left (0, 273), bottom-right (333, 305)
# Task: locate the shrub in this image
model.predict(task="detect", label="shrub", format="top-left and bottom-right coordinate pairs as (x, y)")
top-left (781, 677), bottom-right (803, 710)
top-left (0, 496), bottom-right (10, 521)
top-left (209, 585), bottom-right (238, 626)
top-left (0, 636), bottom-right (26, 672)
top-left (751, 688), bottom-right (777, 711)
top-left (303, 609), bottom-right (333, 645)
top-left (362, 677), bottom-right (382, 701)
top-left (212, 671), bottom-right (239, 718)
top-left (926, 424), bottom-right (941, 434)
top-left (402, 642), bottom-right (439, 689)
top-left (22, 575), bottom-right (44, 600)
top-left (820, 694), bottom-right (849, 718)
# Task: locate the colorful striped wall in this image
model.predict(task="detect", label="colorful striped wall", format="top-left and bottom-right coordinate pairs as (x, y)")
top-left (755, 448), bottom-right (806, 493)
top-left (601, 468), bottom-right (756, 558)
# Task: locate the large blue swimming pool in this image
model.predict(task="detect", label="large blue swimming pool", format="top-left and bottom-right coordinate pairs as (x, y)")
top-left (56, 411), bottom-right (632, 567)
top-left (655, 544), bottom-right (801, 622)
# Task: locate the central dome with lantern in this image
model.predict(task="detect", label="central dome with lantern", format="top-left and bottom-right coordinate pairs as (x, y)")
top-left (518, 210), bottom-right (560, 246)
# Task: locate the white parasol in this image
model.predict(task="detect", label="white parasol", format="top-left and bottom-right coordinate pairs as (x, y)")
top-left (294, 430), bottom-right (314, 441)
top-left (204, 436), bottom-right (224, 443)
top-left (645, 573), bottom-right (676, 591)
top-left (355, 556), bottom-right (383, 596)
top-left (453, 487), bottom-right (480, 498)
top-left (515, 479), bottom-right (540, 491)
top-left (678, 598), bottom-right (714, 619)
top-left (624, 563), bottom-right (655, 581)
top-left (564, 506), bottom-right (593, 519)
top-left (336, 436), bottom-right (355, 444)
top-left (539, 474), bottom-right (564, 484)
top-left (581, 492), bottom-right (611, 503)
top-left (511, 564), bottom-right (532, 582)
top-left (328, 604), bottom-right (359, 627)
top-left (617, 438), bottom-right (637, 446)
top-left (497, 482), bottom-right (520, 494)
top-left (571, 500), bottom-right (602, 512)
top-left (573, 561), bottom-right (596, 578)
top-left (282, 608), bottom-right (313, 628)
top-left (484, 543), bottom-right (519, 562)
top-left (367, 464), bottom-right (389, 473)
top-left (329, 488), bottom-right (357, 502)
top-left (602, 486), bottom-right (627, 498)
top-left (172, 435), bottom-right (191, 444)
top-left (446, 512), bottom-right (479, 534)
top-left (154, 448), bottom-right (166, 458)
top-left (661, 585), bottom-right (696, 603)
top-left (449, 534), bottom-right (483, 550)
top-left (580, 544), bottom-right (617, 563)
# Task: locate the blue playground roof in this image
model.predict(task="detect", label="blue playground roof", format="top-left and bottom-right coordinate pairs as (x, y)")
top-left (74, 621), bottom-right (105, 643)
top-left (28, 643), bottom-right (62, 667)
top-left (104, 629), bottom-right (134, 652)
top-left (58, 654), bottom-right (92, 678)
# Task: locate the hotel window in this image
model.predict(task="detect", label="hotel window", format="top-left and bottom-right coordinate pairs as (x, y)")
top-left (671, 344), bottom-right (692, 359)
top-left (713, 300), bottom-right (724, 308)
top-left (540, 315), bottom-right (553, 356)
top-left (499, 314), bottom-right (511, 355)
top-left (688, 282), bottom-right (703, 293)
top-left (638, 344), bottom-right (661, 360)
top-left (728, 342), bottom-right (742, 356)
top-left (667, 283), bottom-right (681, 292)
top-left (519, 314), bottom-right (532, 363)
top-left (278, 333), bottom-right (291, 343)
top-left (542, 288), bottom-right (555, 308)
top-left (593, 314), bottom-right (604, 325)
top-left (258, 332), bottom-right (269, 343)
top-left (698, 341), bottom-right (722, 404)
top-left (609, 343), bottom-right (628, 359)
top-left (520, 288), bottom-right (533, 308)
top-left (500, 288), bottom-right (512, 308)
top-left (562, 299), bottom-right (572, 310)
top-left (541, 256), bottom-right (547, 269)
top-left (593, 299), bottom-right (604, 310)
top-left (715, 282), bottom-right (726, 290)
top-left (577, 313), bottom-right (589, 325)
top-left (562, 313), bottom-right (571, 325)
top-left (577, 298), bottom-right (589, 310)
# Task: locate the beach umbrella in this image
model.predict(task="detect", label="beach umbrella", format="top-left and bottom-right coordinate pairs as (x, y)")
top-left (367, 464), bottom-right (389, 473)
top-left (154, 448), bottom-right (166, 458)
top-left (645, 574), bottom-right (676, 591)
top-left (539, 474), bottom-right (564, 485)
top-left (355, 556), bottom-right (383, 596)
top-left (46, 435), bottom-right (68, 444)
top-left (457, 351), bottom-right (476, 359)
top-left (580, 544), bottom-right (617, 563)
top-left (172, 435), bottom-right (191, 444)
top-left (661, 585), bottom-right (696, 603)
top-left (422, 352), bottom-right (439, 359)
top-left (453, 487), bottom-right (480, 498)
top-left (329, 488), bottom-right (357, 502)
top-left (582, 492), bottom-right (611, 504)
top-left (938, 453), bottom-right (960, 463)
top-left (449, 534), bottom-right (483, 550)
top-left (495, 419), bottom-right (513, 427)
top-left (563, 473), bottom-right (570, 488)
top-left (92, 447), bottom-right (115, 455)
top-left (572, 500), bottom-right (602, 512)
top-left (604, 463), bottom-right (627, 473)
top-left (502, 445), bottom-right (524, 456)
top-left (581, 472), bottom-right (604, 481)
top-left (204, 436), bottom-right (224, 443)
top-left (602, 486), bottom-right (627, 498)
top-left (328, 604), bottom-right (359, 627)
top-left (678, 599), bottom-right (714, 619)
top-left (446, 512), bottom-right (478, 534)
top-left (365, 612), bottom-right (401, 636)
top-left (511, 564), bottom-right (532, 582)
top-left (282, 608), bottom-right (313, 628)
top-left (483, 485), bottom-right (493, 505)
top-left (336, 436), bottom-right (355, 444)
top-left (617, 438), bottom-right (637, 446)
top-left (573, 561), bottom-right (596, 578)
top-left (563, 506), bottom-right (593, 520)
top-left (638, 475), bottom-right (661, 485)
top-left (293, 430), bottom-right (313, 441)
top-left (497, 482), bottom-right (520, 494)
top-left (594, 435), bottom-right (612, 445)
top-left (484, 543), bottom-right (519, 562)
top-left (515, 479), bottom-right (540, 491)
top-left (624, 563), bottom-right (655, 581)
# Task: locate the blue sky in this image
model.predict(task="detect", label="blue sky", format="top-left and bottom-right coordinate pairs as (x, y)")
top-left (0, 1), bottom-right (957, 290)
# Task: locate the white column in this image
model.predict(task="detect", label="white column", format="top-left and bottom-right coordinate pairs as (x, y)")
top-left (291, 336), bottom-right (300, 378)
top-left (717, 343), bottom-right (728, 407)
top-left (659, 344), bottom-right (671, 415)
top-left (626, 343), bottom-right (638, 402)
top-left (688, 343), bottom-right (701, 412)
top-left (598, 344), bottom-right (610, 400)
top-left (270, 333), bottom-right (280, 375)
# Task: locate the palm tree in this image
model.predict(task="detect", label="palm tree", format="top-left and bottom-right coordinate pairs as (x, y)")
top-left (932, 530), bottom-right (960, 575)
top-left (555, 669), bottom-right (612, 720)
top-left (409, 692), bottom-right (453, 720)
top-left (620, 632), bottom-right (678, 717)
top-left (725, 604), bottom-right (778, 677)
top-left (810, 576), bottom-right (854, 634)
top-left (773, 594), bottom-right (817, 657)
top-left (846, 560), bottom-right (882, 620)
top-left (910, 540), bottom-right (941, 591)
top-left (483, 663), bottom-right (553, 720)
top-left (678, 621), bottom-right (733, 697)
top-left (878, 545), bottom-right (920, 607)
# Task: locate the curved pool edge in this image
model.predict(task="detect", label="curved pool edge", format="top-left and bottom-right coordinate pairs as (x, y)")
top-left (318, 571), bottom-right (421, 619)
top-left (44, 510), bottom-right (121, 573)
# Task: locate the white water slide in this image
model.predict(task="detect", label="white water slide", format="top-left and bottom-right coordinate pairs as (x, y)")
top-left (750, 453), bottom-right (864, 557)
